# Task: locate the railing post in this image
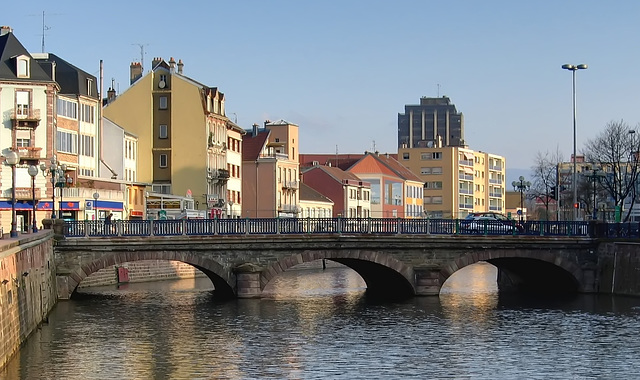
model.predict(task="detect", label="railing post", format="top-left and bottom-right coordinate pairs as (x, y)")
top-left (214, 217), bottom-right (219, 236)
top-left (397, 217), bottom-right (401, 235)
top-left (84, 220), bottom-right (89, 237)
top-left (117, 220), bottom-right (122, 237)
top-left (150, 219), bottom-right (154, 237)
top-left (245, 217), bottom-right (250, 235)
top-left (539, 221), bottom-right (544, 236)
top-left (276, 216), bottom-right (281, 234)
top-left (455, 219), bottom-right (460, 234)
top-left (182, 219), bottom-right (187, 235)
top-left (426, 218), bottom-right (430, 235)
top-left (337, 216), bottom-right (342, 234)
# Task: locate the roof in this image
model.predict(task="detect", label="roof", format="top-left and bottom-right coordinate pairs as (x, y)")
top-left (0, 30), bottom-right (54, 82)
top-left (303, 164), bottom-right (370, 187)
top-left (32, 53), bottom-right (98, 98)
top-left (266, 119), bottom-right (297, 127)
top-left (300, 153), bottom-right (364, 171)
top-left (373, 152), bottom-right (423, 182)
top-left (242, 130), bottom-right (270, 161)
top-left (299, 182), bottom-right (333, 204)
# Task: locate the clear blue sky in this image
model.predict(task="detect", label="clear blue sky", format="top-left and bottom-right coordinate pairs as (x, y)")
top-left (5, 1), bottom-right (640, 172)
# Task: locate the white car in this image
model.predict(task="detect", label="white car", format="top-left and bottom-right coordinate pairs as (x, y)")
top-left (460, 212), bottom-right (523, 234)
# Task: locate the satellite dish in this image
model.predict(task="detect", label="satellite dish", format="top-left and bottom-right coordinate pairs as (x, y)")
top-left (426, 141), bottom-right (434, 148)
top-left (158, 80), bottom-right (166, 89)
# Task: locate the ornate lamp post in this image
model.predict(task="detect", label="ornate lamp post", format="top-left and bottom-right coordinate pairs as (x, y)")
top-left (92, 192), bottom-right (99, 220)
top-left (28, 165), bottom-right (38, 232)
top-left (512, 176), bottom-right (531, 223)
top-left (562, 63), bottom-right (588, 220)
top-left (5, 150), bottom-right (20, 238)
top-left (40, 156), bottom-right (66, 219)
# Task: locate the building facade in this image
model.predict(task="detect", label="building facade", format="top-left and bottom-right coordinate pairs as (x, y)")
top-left (302, 164), bottom-right (371, 218)
top-left (103, 57), bottom-right (239, 218)
top-left (398, 96), bottom-right (465, 149)
top-left (242, 120), bottom-right (300, 218)
top-left (398, 145), bottom-right (506, 219)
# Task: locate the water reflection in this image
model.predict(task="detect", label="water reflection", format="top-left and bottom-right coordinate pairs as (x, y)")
top-left (4, 262), bottom-right (640, 379)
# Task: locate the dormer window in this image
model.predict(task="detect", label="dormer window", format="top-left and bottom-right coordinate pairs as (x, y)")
top-left (17, 56), bottom-right (30, 78)
top-left (87, 78), bottom-right (93, 96)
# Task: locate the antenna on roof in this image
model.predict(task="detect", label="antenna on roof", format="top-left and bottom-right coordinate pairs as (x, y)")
top-left (437, 83), bottom-right (440, 97)
top-left (372, 140), bottom-right (376, 152)
top-left (132, 43), bottom-right (149, 72)
top-left (41, 11), bottom-right (51, 53)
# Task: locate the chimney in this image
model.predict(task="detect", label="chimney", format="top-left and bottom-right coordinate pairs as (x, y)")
top-left (177, 59), bottom-right (184, 74)
top-left (264, 119), bottom-right (271, 128)
top-left (151, 57), bottom-right (162, 69)
top-left (107, 87), bottom-right (116, 102)
top-left (0, 26), bottom-right (12, 36)
top-left (252, 123), bottom-right (259, 137)
top-left (130, 62), bottom-right (142, 85)
top-left (169, 57), bottom-right (176, 73)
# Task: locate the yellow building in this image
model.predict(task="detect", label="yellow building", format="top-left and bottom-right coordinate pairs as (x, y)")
top-left (398, 144), bottom-right (506, 218)
top-left (103, 57), bottom-right (241, 217)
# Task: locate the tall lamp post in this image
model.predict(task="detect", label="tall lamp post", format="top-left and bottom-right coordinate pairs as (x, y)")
top-left (28, 165), bottom-right (38, 232)
top-left (40, 156), bottom-right (66, 219)
top-left (92, 192), bottom-right (99, 220)
top-left (5, 151), bottom-right (20, 238)
top-left (562, 63), bottom-right (588, 220)
top-left (512, 176), bottom-right (531, 223)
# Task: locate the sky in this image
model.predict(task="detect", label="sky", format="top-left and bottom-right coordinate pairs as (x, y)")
top-left (4, 1), bottom-right (640, 176)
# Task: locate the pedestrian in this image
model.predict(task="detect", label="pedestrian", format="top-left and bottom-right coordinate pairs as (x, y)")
top-left (105, 212), bottom-right (113, 224)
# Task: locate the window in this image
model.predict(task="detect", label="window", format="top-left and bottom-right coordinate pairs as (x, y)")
top-left (87, 79), bottom-right (93, 96)
top-left (57, 98), bottom-right (77, 119)
top-left (152, 184), bottom-right (171, 194)
top-left (81, 104), bottom-right (95, 123)
top-left (432, 196), bottom-right (443, 204)
top-left (57, 130), bottom-right (78, 154)
top-left (80, 135), bottom-right (95, 157)
top-left (402, 152), bottom-right (409, 160)
top-left (80, 168), bottom-right (95, 176)
top-left (159, 124), bottom-right (168, 139)
top-left (421, 167), bottom-right (431, 175)
top-left (16, 91), bottom-right (29, 116)
top-left (421, 152), bottom-right (442, 160)
top-left (159, 96), bottom-right (168, 109)
top-left (16, 138), bottom-right (30, 147)
top-left (432, 167), bottom-right (443, 174)
top-left (17, 57), bottom-right (29, 78)
top-left (424, 181), bottom-right (443, 190)
top-left (159, 154), bottom-right (168, 168)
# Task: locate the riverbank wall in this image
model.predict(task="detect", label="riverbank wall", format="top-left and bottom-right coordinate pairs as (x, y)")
top-left (0, 231), bottom-right (56, 370)
top-left (78, 260), bottom-right (206, 288)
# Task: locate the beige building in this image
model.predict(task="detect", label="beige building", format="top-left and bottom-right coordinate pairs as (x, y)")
top-left (242, 120), bottom-right (300, 218)
top-left (398, 145), bottom-right (506, 218)
top-left (104, 57), bottom-right (242, 218)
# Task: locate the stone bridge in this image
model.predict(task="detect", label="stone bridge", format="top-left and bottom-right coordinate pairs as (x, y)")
top-left (53, 234), bottom-right (611, 300)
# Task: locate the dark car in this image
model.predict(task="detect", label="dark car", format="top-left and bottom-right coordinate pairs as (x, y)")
top-left (460, 212), bottom-right (523, 234)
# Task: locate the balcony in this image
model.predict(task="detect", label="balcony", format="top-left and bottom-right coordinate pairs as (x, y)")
top-left (490, 164), bottom-right (502, 171)
top-left (489, 179), bottom-right (503, 185)
top-left (458, 174), bottom-right (474, 181)
top-left (459, 188), bottom-right (473, 195)
top-left (489, 192), bottom-right (502, 198)
top-left (459, 159), bottom-right (473, 166)
top-left (16, 146), bottom-right (42, 161)
top-left (11, 109), bottom-right (41, 129)
top-left (14, 187), bottom-right (41, 200)
top-left (207, 169), bottom-right (230, 183)
top-left (282, 181), bottom-right (299, 189)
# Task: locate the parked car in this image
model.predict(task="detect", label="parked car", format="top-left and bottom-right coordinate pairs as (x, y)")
top-left (460, 212), bottom-right (523, 234)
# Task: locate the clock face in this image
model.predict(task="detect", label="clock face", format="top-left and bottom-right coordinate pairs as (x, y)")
top-left (158, 80), bottom-right (166, 89)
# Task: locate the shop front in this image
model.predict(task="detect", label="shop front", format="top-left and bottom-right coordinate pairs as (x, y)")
top-left (84, 199), bottom-right (124, 220)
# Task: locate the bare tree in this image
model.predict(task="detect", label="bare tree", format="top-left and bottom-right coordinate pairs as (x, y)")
top-left (583, 120), bottom-right (640, 222)
top-left (530, 149), bottom-right (563, 220)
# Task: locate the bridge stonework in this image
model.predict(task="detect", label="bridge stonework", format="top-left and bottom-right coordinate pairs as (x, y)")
top-left (54, 234), bottom-right (603, 299)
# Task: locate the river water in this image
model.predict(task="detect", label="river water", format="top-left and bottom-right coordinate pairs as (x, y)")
top-left (3, 261), bottom-right (640, 379)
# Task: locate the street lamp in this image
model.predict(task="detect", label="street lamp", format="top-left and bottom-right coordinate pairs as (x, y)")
top-left (28, 165), bottom-right (38, 232)
top-left (5, 151), bottom-right (20, 238)
top-left (40, 156), bottom-right (66, 219)
top-left (93, 192), bottom-right (99, 220)
top-left (512, 176), bottom-right (531, 223)
top-left (58, 175), bottom-right (72, 219)
top-left (562, 63), bottom-right (588, 220)
top-left (585, 167), bottom-right (604, 221)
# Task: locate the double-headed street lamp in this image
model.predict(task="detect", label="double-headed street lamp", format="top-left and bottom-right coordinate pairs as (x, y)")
top-left (5, 150), bottom-right (20, 238)
top-left (562, 63), bottom-right (588, 221)
top-left (40, 156), bottom-right (66, 219)
top-left (28, 165), bottom-right (38, 232)
top-left (512, 176), bottom-right (531, 223)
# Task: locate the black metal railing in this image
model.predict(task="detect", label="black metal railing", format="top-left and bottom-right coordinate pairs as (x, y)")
top-left (58, 218), bottom-right (630, 239)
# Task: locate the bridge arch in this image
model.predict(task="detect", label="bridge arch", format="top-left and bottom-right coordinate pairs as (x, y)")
top-left (442, 250), bottom-right (584, 294)
top-left (262, 249), bottom-right (416, 299)
top-left (63, 251), bottom-right (236, 299)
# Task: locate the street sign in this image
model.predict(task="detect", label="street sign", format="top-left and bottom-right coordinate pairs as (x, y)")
top-left (158, 210), bottom-right (167, 220)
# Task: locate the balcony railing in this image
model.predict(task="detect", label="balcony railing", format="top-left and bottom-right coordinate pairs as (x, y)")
top-left (282, 181), bottom-right (299, 189)
top-left (10, 109), bottom-right (41, 120)
top-left (459, 188), bottom-right (473, 195)
top-left (489, 192), bottom-right (502, 198)
top-left (490, 165), bottom-right (502, 171)
top-left (459, 159), bottom-right (473, 166)
top-left (14, 187), bottom-right (41, 200)
top-left (458, 174), bottom-right (474, 181)
top-left (489, 179), bottom-right (503, 185)
top-left (16, 146), bottom-right (42, 160)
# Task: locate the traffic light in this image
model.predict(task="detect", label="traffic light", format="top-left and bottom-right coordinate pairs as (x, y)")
top-left (574, 202), bottom-right (580, 209)
top-left (549, 186), bottom-right (556, 200)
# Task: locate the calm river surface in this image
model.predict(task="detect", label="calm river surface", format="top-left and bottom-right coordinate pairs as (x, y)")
top-left (3, 262), bottom-right (640, 379)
